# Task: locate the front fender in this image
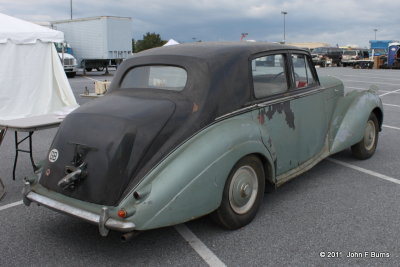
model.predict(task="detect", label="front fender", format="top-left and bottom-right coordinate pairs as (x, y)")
top-left (329, 89), bottom-right (383, 154)
top-left (120, 113), bottom-right (274, 230)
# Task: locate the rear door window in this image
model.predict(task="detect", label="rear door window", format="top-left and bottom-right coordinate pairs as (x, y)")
top-left (291, 54), bottom-right (316, 89)
top-left (251, 54), bottom-right (288, 98)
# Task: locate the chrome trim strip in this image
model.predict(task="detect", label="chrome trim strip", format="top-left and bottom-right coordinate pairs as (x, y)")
top-left (215, 104), bottom-right (258, 121)
top-left (256, 87), bottom-right (325, 107)
top-left (26, 192), bottom-right (135, 232)
top-left (215, 87), bottom-right (326, 121)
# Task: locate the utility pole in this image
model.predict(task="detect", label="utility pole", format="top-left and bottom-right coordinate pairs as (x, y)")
top-left (281, 11), bottom-right (287, 44)
top-left (373, 28), bottom-right (378, 40)
top-left (70, 0), bottom-right (73, 20)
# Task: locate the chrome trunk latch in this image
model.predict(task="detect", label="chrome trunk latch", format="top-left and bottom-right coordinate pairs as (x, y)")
top-left (57, 162), bottom-right (88, 190)
top-left (58, 143), bottom-right (96, 190)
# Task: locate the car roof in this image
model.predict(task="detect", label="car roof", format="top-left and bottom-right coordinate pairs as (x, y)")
top-left (113, 42), bottom-right (311, 129)
top-left (134, 41), bottom-right (302, 60)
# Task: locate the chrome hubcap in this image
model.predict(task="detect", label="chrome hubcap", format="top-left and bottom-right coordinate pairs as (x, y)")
top-left (229, 165), bottom-right (258, 214)
top-left (364, 120), bottom-right (376, 151)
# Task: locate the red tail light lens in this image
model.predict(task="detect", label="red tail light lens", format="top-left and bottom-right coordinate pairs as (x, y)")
top-left (118, 209), bottom-right (127, 218)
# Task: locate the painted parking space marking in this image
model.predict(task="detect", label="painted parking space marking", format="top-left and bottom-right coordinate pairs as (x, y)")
top-left (383, 103), bottom-right (400, 108)
top-left (328, 158), bottom-right (400, 185)
top-left (341, 79), bottom-right (400, 87)
top-left (0, 200), bottom-right (23, 212)
top-left (379, 89), bottom-right (400, 97)
top-left (383, 124), bottom-right (400, 131)
top-left (342, 74), bottom-right (400, 81)
top-left (346, 86), bottom-right (396, 94)
top-left (1, 201), bottom-right (224, 267)
top-left (175, 224), bottom-right (227, 267)
top-left (83, 76), bottom-right (102, 82)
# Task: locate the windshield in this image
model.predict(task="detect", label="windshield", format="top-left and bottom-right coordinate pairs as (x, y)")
top-left (120, 66), bottom-right (187, 91)
top-left (343, 51), bottom-right (357, 56)
top-left (313, 47), bottom-right (328, 54)
top-left (54, 43), bottom-right (63, 53)
top-left (374, 49), bottom-right (386, 55)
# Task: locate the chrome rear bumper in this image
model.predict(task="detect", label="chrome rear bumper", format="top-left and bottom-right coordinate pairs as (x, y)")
top-left (25, 191), bottom-right (135, 236)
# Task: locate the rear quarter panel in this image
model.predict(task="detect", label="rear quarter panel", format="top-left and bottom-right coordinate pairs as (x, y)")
top-left (121, 112), bottom-right (274, 230)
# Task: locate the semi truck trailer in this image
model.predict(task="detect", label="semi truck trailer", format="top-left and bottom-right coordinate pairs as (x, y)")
top-left (51, 16), bottom-right (132, 74)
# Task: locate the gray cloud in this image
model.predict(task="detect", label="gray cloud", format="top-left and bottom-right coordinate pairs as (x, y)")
top-left (0, 0), bottom-right (398, 46)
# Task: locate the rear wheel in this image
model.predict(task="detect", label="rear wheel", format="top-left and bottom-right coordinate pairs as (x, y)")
top-left (85, 68), bottom-right (92, 72)
top-left (96, 66), bottom-right (104, 71)
top-left (351, 113), bottom-right (379, 159)
top-left (212, 155), bottom-right (265, 230)
top-left (66, 72), bottom-right (76, 78)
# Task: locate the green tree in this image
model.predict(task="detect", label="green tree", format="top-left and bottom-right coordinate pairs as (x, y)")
top-left (135, 32), bottom-right (167, 52)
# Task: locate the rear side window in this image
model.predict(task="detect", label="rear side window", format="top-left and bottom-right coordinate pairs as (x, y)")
top-left (291, 54), bottom-right (316, 89)
top-left (252, 54), bottom-right (288, 98)
top-left (120, 66), bottom-right (187, 91)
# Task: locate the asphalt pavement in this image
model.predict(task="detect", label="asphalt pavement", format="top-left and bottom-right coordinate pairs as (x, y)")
top-left (0, 67), bottom-right (399, 267)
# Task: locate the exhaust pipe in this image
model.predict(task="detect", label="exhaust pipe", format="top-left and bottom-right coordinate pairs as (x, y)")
top-left (121, 231), bottom-right (140, 242)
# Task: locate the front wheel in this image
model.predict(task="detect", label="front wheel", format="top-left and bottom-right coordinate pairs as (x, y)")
top-left (212, 155), bottom-right (265, 230)
top-left (351, 113), bottom-right (379, 159)
top-left (66, 72), bottom-right (76, 78)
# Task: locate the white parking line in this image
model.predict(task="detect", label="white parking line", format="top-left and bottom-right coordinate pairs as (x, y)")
top-left (1, 201), bottom-right (223, 267)
top-left (342, 74), bottom-right (400, 81)
top-left (82, 76), bottom-right (102, 82)
top-left (379, 89), bottom-right (400, 97)
top-left (0, 200), bottom-right (23, 211)
top-left (327, 158), bottom-right (400, 185)
top-left (383, 124), bottom-right (400, 131)
top-left (342, 79), bottom-right (400, 86)
top-left (384, 103), bottom-right (400, 108)
top-left (346, 87), bottom-right (398, 94)
top-left (175, 224), bottom-right (226, 267)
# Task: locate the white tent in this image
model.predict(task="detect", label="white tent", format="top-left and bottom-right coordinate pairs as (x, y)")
top-left (163, 39), bottom-right (180, 46)
top-left (0, 13), bottom-right (78, 120)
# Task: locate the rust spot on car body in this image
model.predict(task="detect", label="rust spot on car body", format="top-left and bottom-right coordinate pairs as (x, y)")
top-left (258, 109), bottom-right (266, 124)
top-left (265, 102), bottom-right (295, 129)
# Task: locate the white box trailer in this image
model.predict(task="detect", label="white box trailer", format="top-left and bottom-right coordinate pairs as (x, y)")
top-left (51, 16), bottom-right (132, 73)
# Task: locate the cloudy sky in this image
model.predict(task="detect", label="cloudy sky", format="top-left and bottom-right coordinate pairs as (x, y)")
top-left (0, 0), bottom-right (398, 47)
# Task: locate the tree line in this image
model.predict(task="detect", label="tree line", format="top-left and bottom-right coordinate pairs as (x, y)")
top-left (132, 32), bottom-right (167, 53)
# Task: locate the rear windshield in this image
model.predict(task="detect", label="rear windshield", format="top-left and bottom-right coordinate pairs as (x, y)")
top-left (343, 50), bottom-right (357, 55)
top-left (120, 66), bottom-right (187, 91)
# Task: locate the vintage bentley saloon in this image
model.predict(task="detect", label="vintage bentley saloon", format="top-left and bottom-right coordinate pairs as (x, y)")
top-left (23, 42), bottom-right (383, 238)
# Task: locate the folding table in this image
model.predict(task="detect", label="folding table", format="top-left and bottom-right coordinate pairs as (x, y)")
top-left (0, 114), bottom-right (63, 200)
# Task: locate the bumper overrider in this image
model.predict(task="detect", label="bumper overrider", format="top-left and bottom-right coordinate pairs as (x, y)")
top-left (23, 182), bottom-right (135, 236)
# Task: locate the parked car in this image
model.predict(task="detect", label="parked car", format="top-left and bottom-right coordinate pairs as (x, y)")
top-left (312, 46), bottom-right (343, 67)
top-left (23, 42), bottom-right (383, 239)
top-left (341, 49), bottom-right (370, 67)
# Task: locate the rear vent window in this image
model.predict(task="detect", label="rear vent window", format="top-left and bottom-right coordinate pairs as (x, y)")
top-left (120, 66), bottom-right (187, 91)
